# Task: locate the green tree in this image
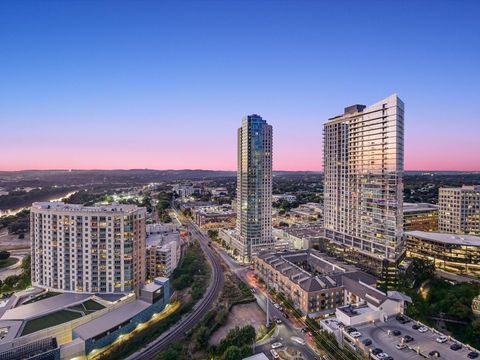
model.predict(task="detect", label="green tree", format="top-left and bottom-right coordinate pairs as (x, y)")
top-left (193, 325), bottom-right (209, 350)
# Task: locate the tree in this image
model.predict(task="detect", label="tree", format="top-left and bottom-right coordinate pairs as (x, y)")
top-left (193, 325), bottom-right (209, 350)
top-left (222, 346), bottom-right (242, 360)
top-left (0, 251), bottom-right (10, 261)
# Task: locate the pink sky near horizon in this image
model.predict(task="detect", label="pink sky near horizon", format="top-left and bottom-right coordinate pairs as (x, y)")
top-left (2, 134), bottom-right (479, 172)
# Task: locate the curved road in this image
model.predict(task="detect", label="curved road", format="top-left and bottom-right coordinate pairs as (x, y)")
top-left (126, 213), bottom-right (224, 360)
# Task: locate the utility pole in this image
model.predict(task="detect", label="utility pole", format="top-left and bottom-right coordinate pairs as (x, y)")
top-left (266, 274), bottom-right (270, 327)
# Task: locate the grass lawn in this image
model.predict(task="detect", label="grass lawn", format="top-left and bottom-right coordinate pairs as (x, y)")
top-left (83, 299), bottom-right (105, 311)
top-left (0, 257), bottom-right (19, 269)
top-left (21, 310), bottom-right (83, 336)
top-left (23, 291), bottom-right (60, 305)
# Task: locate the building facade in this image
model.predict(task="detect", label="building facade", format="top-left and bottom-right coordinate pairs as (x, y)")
top-left (30, 202), bottom-right (146, 293)
top-left (406, 230), bottom-right (480, 278)
top-left (403, 202), bottom-right (438, 232)
top-left (234, 114), bottom-right (274, 261)
top-left (439, 185), bottom-right (480, 235)
top-left (323, 95), bottom-right (405, 284)
top-left (255, 250), bottom-right (379, 316)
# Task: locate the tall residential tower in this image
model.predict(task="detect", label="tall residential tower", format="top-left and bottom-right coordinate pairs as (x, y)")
top-left (323, 94), bottom-right (405, 283)
top-left (232, 114), bottom-right (273, 261)
top-left (31, 202), bottom-right (146, 294)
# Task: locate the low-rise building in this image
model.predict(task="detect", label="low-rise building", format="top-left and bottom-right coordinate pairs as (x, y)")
top-left (172, 184), bottom-right (195, 198)
top-left (191, 205), bottom-right (235, 229)
top-left (406, 230), bottom-right (480, 278)
top-left (255, 250), bottom-right (384, 317)
top-left (146, 224), bottom-right (182, 278)
top-left (273, 223), bottom-right (324, 250)
top-left (403, 202), bottom-right (438, 231)
top-left (272, 194), bottom-right (297, 203)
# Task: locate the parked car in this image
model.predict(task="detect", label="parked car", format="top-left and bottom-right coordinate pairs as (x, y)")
top-left (468, 352), bottom-right (479, 359)
top-left (291, 336), bottom-right (306, 345)
top-left (371, 348), bottom-right (383, 355)
top-left (418, 326), bottom-right (428, 333)
top-left (436, 335), bottom-right (448, 343)
top-left (392, 330), bottom-right (402, 336)
top-left (396, 315), bottom-right (410, 324)
top-left (377, 352), bottom-right (390, 359)
top-left (350, 331), bottom-right (362, 338)
top-left (346, 327), bottom-right (358, 334)
top-left (275, 318), bottom-right (282, 325)
top-left (396, 343), bottom-right (407, 350)
top-left (270, 349), bottom-right (280, 359)
top-left (429, 350), bottom-right (440, 358)
top-left (301, 327), bottom-right (309, 333)
top-left (403, 335), bottom-right (414, 343)
top-left (450, 343), bottom-right (462, 351)
top-left (362, 339), bottom-right (372, 346)
top-left (412, 324), bottom-right (420, 330)
top-left (271, 342), bottom-right (282, 349)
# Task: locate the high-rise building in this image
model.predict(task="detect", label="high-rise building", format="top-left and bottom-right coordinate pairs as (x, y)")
top-left (30, 202), bottom-right (146, 293)
top-left (232, 114), bottom-right (273, 261)
top-left (323, 94), bottom-right (405, 283)
top-left (438, 185), bottom-right (480, 235)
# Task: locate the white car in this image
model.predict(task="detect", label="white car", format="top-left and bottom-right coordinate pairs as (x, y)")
top-left (291, 336), bottom-right (306, 345)
top-left (436, 335), bottom-right (448, 343)
top-left (418, 326), bottom-right (428, 333)
top-left (396, 343), bottom-right (407, 350)
top-left (273, 303), bottom-right (280, 309)
top-left (271, 342), bottom-right (283, 349)
top-left (270, 349), bottom-right (280, 359)
top-left (377, 353), bottom-right (390, 359)
top-left (350, 331), bottom-right (362, 338)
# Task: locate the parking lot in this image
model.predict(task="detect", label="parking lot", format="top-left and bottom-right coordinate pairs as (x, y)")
top-left (354, 317), bottom-right (477, 360)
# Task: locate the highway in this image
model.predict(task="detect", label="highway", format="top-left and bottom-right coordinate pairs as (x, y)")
top-left (125, 209), bottom-right (224, 360)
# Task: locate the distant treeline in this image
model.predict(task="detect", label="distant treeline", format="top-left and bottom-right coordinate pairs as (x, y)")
top-left (0, 187), bottom-right (74, 211)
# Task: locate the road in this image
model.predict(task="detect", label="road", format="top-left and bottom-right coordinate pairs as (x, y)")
top-left (209, 240), bottom-right (321, 360)
top-left (125, 210), bottom-right (224, 360)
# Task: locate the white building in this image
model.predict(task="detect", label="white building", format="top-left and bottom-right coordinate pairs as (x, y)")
top-left (233, 114), bottom-right (274, 261)
top-left (323, 95), bottom-right (405, 283)
top-left (172, 184), bottom-right (195, 198)
top-left (30, 202), bottom-right (146, 294)
top-left (439, 185), bottom-right (480, 235)
top-left (146, 224), bottom-right (181, 278)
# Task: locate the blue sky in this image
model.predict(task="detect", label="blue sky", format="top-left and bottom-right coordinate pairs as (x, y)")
top-left (1, 0), bottom-right (479, 170)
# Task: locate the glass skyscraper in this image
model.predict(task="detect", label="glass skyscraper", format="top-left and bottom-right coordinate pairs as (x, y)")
top-left (323, 94), bottom-right (405, 284)
top-left (233, 114), bottom-right (273, 261)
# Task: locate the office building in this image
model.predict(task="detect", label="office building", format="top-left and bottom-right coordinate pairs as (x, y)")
top-left (403, 202), bottom-right (438, 232)
top-left (439, 185), bottom-right (480, 235)
top-left (406, 230), bottom-right (480, 278)
top-left (30, 202), bottom-right (146, 294)
top-left (323, 94), bottom-right (405, 284)
top-left (234, 114), bottom-right (273, 261)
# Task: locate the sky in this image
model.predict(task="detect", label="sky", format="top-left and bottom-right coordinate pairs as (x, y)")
top-left (1, 1), bottom-right (479, 171)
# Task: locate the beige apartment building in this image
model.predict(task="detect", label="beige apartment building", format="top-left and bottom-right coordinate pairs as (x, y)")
top-left (323, 94), bottom-right (405, 284)
top-left (30, 202), bottom-right (146, 294)
top-left (439, 185), bottom-right (480, 235)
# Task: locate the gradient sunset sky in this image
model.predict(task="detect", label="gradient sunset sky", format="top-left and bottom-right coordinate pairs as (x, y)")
top-left (1, 1), bottom-right (479, 171)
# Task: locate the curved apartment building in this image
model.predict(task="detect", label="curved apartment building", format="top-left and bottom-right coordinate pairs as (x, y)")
top-left (30, 202), bottom-right (146, 293)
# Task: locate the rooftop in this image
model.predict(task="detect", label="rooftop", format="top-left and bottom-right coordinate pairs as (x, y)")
top-left (1, 293), bottom-right (91, 321)
top-left (73, 299), bottom-right (151, 340)
top-left (31, 202), bottom-right (144, 214)
top-left (406, 230), bottom-right (480, 246)
top-left (403, 202), bottom-right (438, 213)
